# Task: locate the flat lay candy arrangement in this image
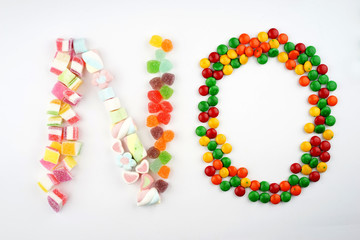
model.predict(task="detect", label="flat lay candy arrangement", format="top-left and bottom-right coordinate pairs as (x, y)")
top-left (197, 28), bottom-right (337, 204)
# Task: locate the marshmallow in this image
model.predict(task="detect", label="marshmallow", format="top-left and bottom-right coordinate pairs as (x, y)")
top-left (64, 126), bottom-right (79, 141)
top-left (122, 171), bottom-right (139, 184)
top-left (58, 69), bottom-right (76, 87)
top-left (38, 173), bottom-right (59, 192)
top-left (51, 81), bottom-right (68, 100)
top-left (47, 116), bottom-right (62, 127)
top-left (109, 108), bottom-right (128, 124)
top-left (63, 156), bottom-right (77, 171)
top-left (53, 167), bottom-right (72, 182)
top-left (137, 188), bottom-right (160, 206)
top-left (63, 89), bottom-right (82, 106)
top-left (116, 152), bottom-right (136, 170)
top-left (122, 133), bottom-right (147, 162)
top-left (68, 77), bottom-right (83, 91)
top-left (56, 38), bottom-right (72, 52)
top-left (70, 56), bottom-right (84, 76)
top-left (92, 70), bottom-right (113, 89)
top-left (104, 97), bottom-right (121, 112)
top-left (135, 159), bottom-right (149, 174)
top-left (98, 87), bottom-right (115, 101)
top-left (43, 146), bottom-right (60, 164)
top-left (50, 52), bottom-right (71, 75)
top-left (61, 141), bottom-right (82, 156)
top-left (140, 173), bottom-right (154, 190)
top-left (112, 139), bottom-right (124, 154)
top-left (82, 50), bottom-right (104, 73)
top-left (47, 99), bottom-right (62, 115)
top-left (111, 117), bottom-right (137, 139)
top-left (73, 39), bottom-right (87, 54)
top-left (59, 103), bottom-right (80, 125)
top-left (47, 188), bottom-right (67, 212)
top-left (48, 126), bottom-right (63, 142)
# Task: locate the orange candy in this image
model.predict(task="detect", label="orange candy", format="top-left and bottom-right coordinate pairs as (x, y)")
top-left (211, 174), bottom-right (222, 185)
top-left (162, 130), bottom-right (174, 142)
top-left (228, 166), bottom-right (237, 177)
top-left (285, 59), bottom-right (296, 70)
top-left (279, 181), bottom-right (290, 192)
top-left (250, 180), bottom-right (260, 191)
top-left (146, 115), bottom-right (159, 127)
top-left (161, 39), bottom-right (173, 52)
top-left (158, 165), bottom-right (170, 179)
top-left (236, 44), bottom-right (246, 55)
top-left (249, 38), bottom-right (260, 48)
top-left (327, 95), bottom-right (338, 106)
top-left (278, 33), bottom-right (288, 44)
top-left (260, 42), bottom-right (270, 53)
top-left (239, 33), bottom-right (250, 44)
top-left (299, 76), bottom-right (310, 87)
top-left (290, 185), bottom-right (302, 196)
top-left (270, 194), bottom-right (281, 204)
top-left (254, 47), bottom-right (262, 58)
top-left (154, 138), bottom-right (166, 151)
top-left (245, 46), bottom-right (253, 57)
top-left (237, 167), bottom-right (248, 178)
top-left (288, 50), bottom-right (300, 60)
top-left (308, 94), bottom-right (319, 105)
top-left (213, 160), bottom-right (223, 170)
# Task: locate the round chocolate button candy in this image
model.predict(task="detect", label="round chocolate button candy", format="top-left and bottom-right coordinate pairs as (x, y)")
top-left (260, 181), bottom-right (270, 192)
top-left (198, 112), bottom-right (209, 123)
top-left (310, 55), bottom-right (321, 66)
top-left (195, 126), bottom-right (207, 136)
top-left (198, 85), bottom-right (209, 96)
top-left (310, 136), bottom-right (321, 146)
top-left (310, 147), bottom-right (321, 157)
top-left (209, 86), bottom-right (219, 96)
top-left (288, 174), bottom-right (299, 186)
top-left (220, 181), bottom-right (231, 191)
top-left (325, 115), bottom-right (336, 126)
top-left (217, 44), bottom-right (228, 55)
top-left (327, 81), bottom-right (337, 91)
top-left (212, 149), bottom-right (223, 159)
top-left (205, 166), bottom-right (216, 176)
top-left (230, 176), bottom-right (241, 187)
top-left (317, 98), bottom-right (327, 109)
top-left (305, 46), bottom-right (316, 57)
top-left (320, 152), bottom-right (330, 162)
top-left (314, 116), bottom-right (325, 125)
top-left (198, 101), bottom-right (209, 112)
top-left (320, 141), bottom-right (331, 151)
top-left (259, 193), bottom-right (270, 203)
top-left (290, 163), bottom-right (302, 173)
top-left (299, 177), bottom-right (310, 188)
top-left (297, 53), bottom-right (308, 64)
top-left (228, 37), bottom-right (240, 48)
top-left (281, 192), bottom-right (292, 202)
top-left (318, 74), bottom-right (329, 84)
top-left (309, 171), bottom-right (320, 182)
top-left (221, 157), bottom-right (231, 168)
top-left (208, 52), bottom-right (220, 63)
top-left (202, 68), bottom-right (213, 78)
top-left (248, 191), bottom-right (260, 202)
top-left (308, 70), bottom-right (318, 80)
top-left (207, 141), bottom-right (217, 151)
top-left (205, 77), bottom-right (216, 87)
top-left (321, 107), bottom-right (331, 117)
top-left (314, 124), bottom-right (325, 133)
top-left (269, 183), bottom-right (280, 193)
top-left (234, 186), bottom-right (246, 197)
top-left (206, 128), bottom-right (217, 139)
top-left (208, 107), bottom-right (219, 118)
top-left (309, 158), bottom-right (319, 168)
top-left (310, 81), bottom-right (321, 91)
top-left (301, 153), bottom-right (312, 164)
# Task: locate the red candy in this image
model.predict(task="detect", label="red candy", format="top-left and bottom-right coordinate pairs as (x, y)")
top-left (199, 85), bottom-right (209, 96)
top-left (157, 112), bottom-right (171, 125)
top-left (148, 90), bottom-right (163, 103)
top-left (148, 102), bottom-right (161, 113)
top-left (314, 116), bottom-right (325, 125)
top-left (234, 186), bottom-right (246, 197)
top-left (295, 43), bottom-right (306, 54)
top-left (208, 52), bottom-right (220, 63)
top-left (269, 183), bottom-right (280, 193)
top-left (205, 166), bottom-right (216, 176)
top-left (310, 146), bottom-right (321, 157)
top-left (198, 112), bottom-right (209, 123)
top-left (267, 28), bottom-right (279, 39)
top-left (309, 171), bottom-right (320, 182)
top-left (310, 136), bottom-right (321, 146)
top-left (320, 151), bottom-right (330, 162)
top-left (202, 68), bottom-right (213, 78)
top-left (206, 128), bottom-right (217, 139)
top-left (318, 88), bottom-right (330, 98)
top-left (317, 64), bottom-right (328, 75)
top-left (208, 107), bottom-right (219, 118)
top-left (290, 163), bottom-right (302, 173)
top-left (320, 141), bottom-right (331, 151)
top-left (160, 101), bottom-right (173, 112)
top-left (213, 70), bottom-right (224, 80)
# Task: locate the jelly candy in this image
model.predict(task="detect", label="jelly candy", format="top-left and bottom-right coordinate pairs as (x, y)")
top-left (155, 49), bottom-right (166, 60)
top-left (148, 90), bottom-right (163, 103)
top-left (159, 59), bottom-right (173, 73)
top-left (147, 147), bottom-right (160, 159)
top-left (149, 77), bottom-right (163, 90)
top-left (161, 39), bottom-right (173, 52)
top-left (160, 101), bottom-right (173, 112)
top-left (147, 60), bottom-right (160, 73)
top-left (150, 126), bottom-right (163, 140)
top-left (162, 130), bottom-right (174, 142)
top-left (159, 151), bottom-right (172, 165)
top-left (157, 112), bottom-right (171, 125)
top-left (161, 73), bottom-right (175, 86)
top-left (146, 115), bottom-right (159, 127)
top-left (149, 35), bottom-right (163, 48)
top-left (154, 179), bottom-right (168, 193)
top-left (148, 102), bottom-right (161, 113)
top-left (158, 165), bottom-right (170, 179)
top-left (159, 85), bottom-right (173, 100)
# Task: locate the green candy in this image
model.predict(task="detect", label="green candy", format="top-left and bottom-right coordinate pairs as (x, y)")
top-left (198, 101), bottom-right (209, 112)
top-left (310, 81), bottom-right (321, 91)
top-left (217, 44), bottom-right (228, 55)
top-left (260, 181), bottom-right (270, 192)
top-left (149, 158), bottom-right (162, 172)
top-left (230, 176), bottom-right (241, 187)
top-left (147, 60), bottom-right (160, 73)
top-left (159, 59), bottom-right (173, 73)
top-left (220, 181), bottom-right (231, 191)
top-left (315, 124), bottom-right (325, 133)
top-left (321, 106), bottom-right (331, 117)
top-left (248, 191), bottom-right (260, 202)
top-left (207, 141), bottom-right (217, 151)
top-left (317, 98), bottom-right (327, 109)
top-left (281, 192), bottom-right (291, 202)
top-left (284, 42), bottom-right (295, 53)
top-left (318, 75), bottom-right (329, 84)
top-left (268, 48), bottom-right (279, 57)
top-left (259, 193), bottom-right (270, 203)
top-left (327, 81), bottom-right (337, 91)
top-left (158, 151), bottom-right (172, 164)
top-left (257, 54), bottom-right (268, 64)
top-left (155, 49), bottom-right (166, 60)
top-left (159, 85), bottom-right (173, 99)
top-left (301, 153), bottom-right (312, 164)
top-left (208, 96), bottom-right (218, 106)
top-left (212, 149), bottom-right (223, 159)
top-left (195, 126), bottom-right (207, 136)
top-left (325, 115), bottom-right (336, 126)
top-left (297, 53), bottom-right (308, 64)
top-left (305, 46), bottom-right (316, 57)
top-left (299, 177), bottom-right (310, 188)
top-left (221, 157), bottom-right (231, 168)
top-left (209, 86), bottom-right (219, 96)
top-left (230, 58), bottom-right (241, 69)
top-left (205, 77), bottom-right (216, 87)
top-left (228, 37), bottom-right (240, 48)
top-left (310, 55), bottom-right (321, 66)
top-left (308, 70), bottom-right (319, 80)
top-left (213, 62), bottom-right (224, 71)
top-left (309, 158), bottom-right (319, 168)
top-left (288, 174), bottom-right (299, 186)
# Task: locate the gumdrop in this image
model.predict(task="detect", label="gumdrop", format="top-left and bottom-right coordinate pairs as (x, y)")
top-left (159, 59), bottom-right (173, 73)
top-left (148, 90), bottom-right (163, 103)
top-left (148, 102), bottom-right (161, 113)
top-left (159, 151), bottom-right (172, 165)
top-left (149, 35), bottom-right (163, 48)
top-left (154, 179), bottom-right (169, 193)
top-left (161, 73), bottom-right (175, 86)
top-left (162, 130), bottom-right (174, 142)
top-left (160, 101), bottom-right (173, 112)
top-left (150, 126), bottom-right (163, 140)
top-left (158, 165), bottom-right (170, 179)
top-left (155, 49), bottom-right (166, 60)
top-left (150, 158), bottom-right (162, 173)
top-left (161, 39), bottom-right (173, 52)
top-left (157, 112), bottom-right (171, 125)
top-left (154, 138), bottom-right (166, 151)
top-left (147, 60), bottom-right (160, 73)
top-left (146, 115), bottom-right (159, 127)
top-left (159, 86), bottom-right (173, 100)
top-left (149, 77), bottom-right (163, 90)
top-left (147, 147), bottom-right (160, 159)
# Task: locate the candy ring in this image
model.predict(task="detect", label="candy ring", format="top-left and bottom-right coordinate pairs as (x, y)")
top-left (196, 28), bottom-right (337, 204)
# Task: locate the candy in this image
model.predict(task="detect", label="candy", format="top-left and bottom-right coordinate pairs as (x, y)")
top-left (48, 126), bottom-right (63, 142)
top-left (157, 112), bottom-right (171, 125)
top-left (68, 77), bottom-right (83, 91)
top-left (44, 146), bottom-right (60, 164)
top-left (104, 97), bottom-right (121, 112)
top-left (148, 102), bottom-right (161, 113)
top-left (140, 173), bottom-right (154, 190)
top-left (92, 70), bottom-right (113, 89)
top-left (162, 130), bottom-right (174, 142)
top-left (158, 165), bottom-right (170, 179)
top-left (50, 52), bottom-right (71, 75)
top-left (51, 81), bottom-right (68, 100)
top-left (154, 138), bottom-right (166, 151)
top-left (146, 115), bottom-right (159, 127)
top-left (47, 116), bottom-right (62, 127)
top-left (149, 158), bottom-right (162, 173)
top-left (148, 90), bottom-right (163, 103)
top-left (122, 171), bottom-right (139, 184)
top-left (109, 108), bottom-right (128, 124)
top-left (147, 60), bottom-right (160, 73)
top-left (161, 39), bottom-right (173, 52)
top-left (59, 103), bottom-right (80, 124)
top-left (38, 173), bottom-right (60, 192)
top-left (73, 38), bottom-right (87, 54)
top-left (160, 101), bottom-right (173, 112)
top-left (116, 152), bottom-right (136, 170)
top-left (70, 56), bottom-right (84, 76)
top-left (159, 59), bottom-right (173, 73)
top-left (150, 126), bottom-right (163, 140)
top-left (63, 156), bottom-right (77, 171)
top-left (40, 159), bottom-right (57, 171)
top-left (98, 87), bottom-right (116, 101)
top-left (63, 89), bottom-right (82, 106)
top-left (56, 38), bottom-right (72, 52)
top-left (147, 147), bottom-right (160, 159)
top-left (149, 77), bottom-right (163, 90)
top-left (64, 126), bottom-right (79, 141)
top-left (135, 159), bottom-right (149, 174)
top-left (159, 85), bottom-right (173, 99)
top-left (47, 188), bottom-right (67, 212)
top-left (155, 49), bottom-right (166, 60)
top-left (149, 35), bottom-right (163, 48)
top-left (61, 141), bottom-right (82, 156)
top-left (53, 167), bottom-right (72, 182)
top-left (159, 151), bottom-right (172, 165)
top-left (154, 179), bottom-right (168, 193)
top-left (137, 188), bottom-right (160, 206)
top-left (58, 69), bottom-right (76, 87)
top-left (82, 50), bottom-right (104, 73)
top-left (112, 139), bottom-right (124, 153)
top-left (161, 73), bottom-right (175, 86)
top-left (122, 133), bottom-right (147, 162)
top-left (47, 99), bottom-right (62, 115)
top-left (111, 117), bottom-right (137, 139)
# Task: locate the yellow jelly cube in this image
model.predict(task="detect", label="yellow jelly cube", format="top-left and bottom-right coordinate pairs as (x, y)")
top-left (61, 141), bottom-right (82, 156)
top-left (49, 141), bottom-right (62, 152)
top-left (44, 146), bottom-right (60, 164)
top-left (64, 156), bottom-right (77, 171)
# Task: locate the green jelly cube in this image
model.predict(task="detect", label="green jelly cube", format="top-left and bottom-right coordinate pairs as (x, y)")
top-left (159, 85), bottom-right (174, 100)
top-left (150, 158), bottom-right (162, 173)
top-left (159, 151), bottom-right (172, 165)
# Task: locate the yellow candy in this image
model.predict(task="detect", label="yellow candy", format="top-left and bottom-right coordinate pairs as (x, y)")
top-left (199, 136), bottom-right (210, 146)
top-left (219, 167), bottom-right (229, 178)
top-left (300, 141), bottom-right (312, 152)
top-left (64, 156), bottom-right (77, 171)
top-left (49, 141), bottom-right (62, 152)
top-left (240, 54), bottom-right (248, 64)
top-left (277, 52), bottom-right (288, 63)
top-left (220, 55), bottom-right (231, 65)
top-left (317, 162), bottom-right (327, 173)
top-left (323, 129), bottom-right (334, 140)
top-left (44, 146), bottom-right (60, 164)
top-left (304, 61), bottom-right (312, 72)
top-left (208, 118), bottom-right (219, 128)
top-left (200, 58), bottom-right (210, 68)
top-left (61, 141), bottom-right (82, 156)
top-left (309, 106), bottom-right (321, 117)
top-left (227, 49), bottom-right (237, 59)
top-left (203, 152), bottom-right (213, 163)
top-left (301, 164), bottom-right (312, 175)
top-left (257, 32), bottom-right (268, 42)
top-left (223, 65), bottom-right (233, 75)
top-left (149, 35), bottom-right (162, 47)
top-left (215, 134), bottom-right (226, 145)
top-left (241, 178), bottom-right (251, 188)
top-left (269, 39), bottom-right (280, 49)
top-left (295, 64), bottom-right (305, 75)
top-left (304, 123), bottom-right (315, 133)
top-left (221, 143), bottom-right (232, 154)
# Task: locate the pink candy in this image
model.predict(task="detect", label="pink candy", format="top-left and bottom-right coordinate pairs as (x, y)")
top-left (70, 56), bottom-right (84, 76)
top-left (51, 81), bottom-right (68, 100)
top-left (48, 126), bottom-right (63, 142)
top-left (53, 167), bottom-right (72, 182)
top-left (56, 38), bottom-right (73, 52)
top-left (63, 89), bottom-right (82, 105)
top-left (64, 126), bottom-right (79, 141)
top-left (48, 188), bottom-right (67, 212)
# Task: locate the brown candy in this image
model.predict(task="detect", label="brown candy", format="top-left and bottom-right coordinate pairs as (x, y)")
top-left (154, 179), bottom-right (169, 193)
top-left (147, 146), bottom-right (160, 159)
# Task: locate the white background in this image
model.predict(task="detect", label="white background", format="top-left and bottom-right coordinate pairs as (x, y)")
top-left (1, 0), bottom-right (360, 239)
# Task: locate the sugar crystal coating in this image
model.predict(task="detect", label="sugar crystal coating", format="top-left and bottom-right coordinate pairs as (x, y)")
top-left (159, 151), bottom-right (172, 165)
top-left (161, 73), bottom-right (175, 86)
top-left (159, 85), bottom-right (174, 100)
top-left (149, 77), bottom-right (164, 90)
top-left (159, 59), bottom-right (173, 73)
top-left (154, 179), bottom-right (169, 193)
top-left (147, 60), bottom-right (160, 73)
top-left (155, 49), bottom-right (166, 60)
top-left (150, 158), bottom-right (162, 173)
top-left (147, 147), bottom-right (160, 159)
top-left (150, 126), bottom-right (163, 140)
